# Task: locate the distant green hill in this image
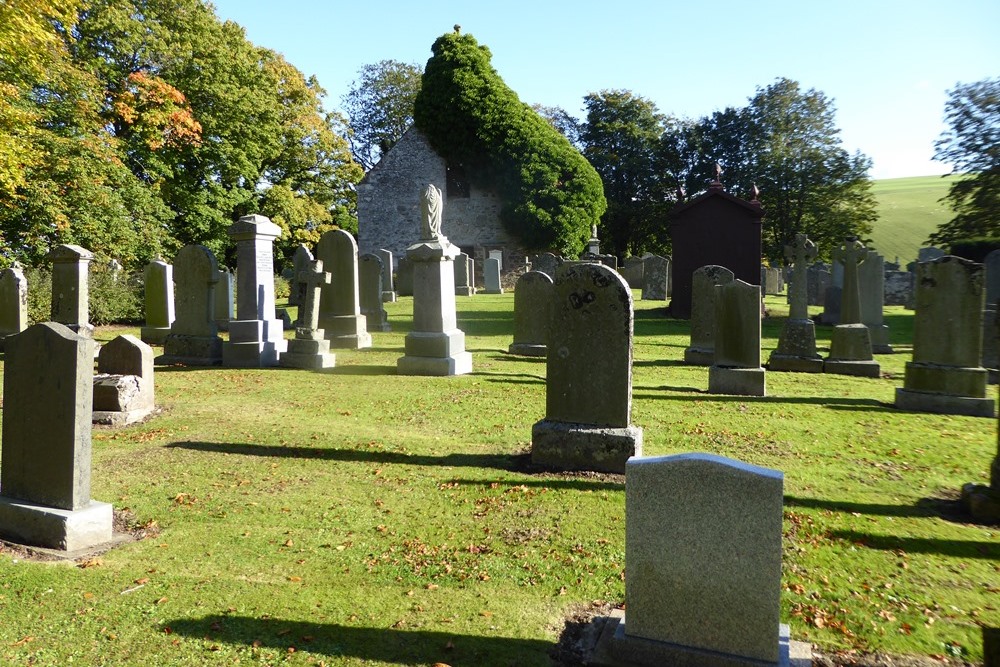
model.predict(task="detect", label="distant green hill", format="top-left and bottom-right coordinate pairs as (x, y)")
top-left (866, 175), bottom-right (957, 265)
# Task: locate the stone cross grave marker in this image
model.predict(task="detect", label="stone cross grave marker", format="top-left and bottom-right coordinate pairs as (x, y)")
top-left (769, 234), bottom-right (822, 373)
top-left (280, 259), bottom-right (336, 369)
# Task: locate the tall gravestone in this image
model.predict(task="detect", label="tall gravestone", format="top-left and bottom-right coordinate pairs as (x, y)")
top-left (359, 253), bottom-right (390, 332)
top-left (377, 248), bottom-right (397, 303)
top-left (454, 252), bottom-right (475, 296)
top-left (981, 249), bottom-right (1000, 379)
top-left (859, 249), bottom-right (892, 353)
top-left (279, 259), bottom-right (336, 369)
top-left (622, 256), bottom-right (645, 289)
top-left (531, 252), bottom-right (561, 278)
top-left (770, 234), bottom-right (822, 373)
top-left (593, 453), bottom-right (788, 666)
top-left (396, 257), bottom-right (414, 296)
top-left (48, 244), bottom-right (94, 336)
top-left (0, 323), bottom-right (112, 551)
top-left (709, 280), bottom-right (765, 396)
top-left (896, 256), bottom-right (993, 417)
top-left (223, 214), bottom-right (288, 367)
top-left (684, 265), bottom-right (735, 365)
top-left (641, 255), bottom-right (669, 301)
top-left (289, 244), bottom-right (314, 308)
top-left (483, 257), bottom-right (503, 294)
top-left (159, 245), bottom-right (223, 365)
top-left (316, 229), bottom-right (372, 349)
top-left (825, 238), bottom-right (880, 377)
top-left (140, 257), bottom-right (175, 345)
top-left (93, 334), bottom-right (155, 426)
top-left (806, 262), bottom-right (830, 307)
top-left (0, 264), bottom-right (28, 351)
top-left (397, 184), bottom-right (472, 376)
top-left (508, 270), bottom-right (554, 357)
top-left (214, 266), bottom-right (234, 331)
top-left (531, 263), bottom-right (642, 473)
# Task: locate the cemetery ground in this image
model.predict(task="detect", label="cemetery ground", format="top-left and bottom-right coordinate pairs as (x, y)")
top-left (0, 293), bottom-right (996, 666)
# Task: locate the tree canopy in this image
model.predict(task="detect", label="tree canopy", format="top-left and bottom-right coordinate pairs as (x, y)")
top-left (413, 31), bottom-right (606, 256)
top-left (342, 60), bottom-right (423, 171)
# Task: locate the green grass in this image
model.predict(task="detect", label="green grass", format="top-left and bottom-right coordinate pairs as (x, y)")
top-left (869, 175), bottom-right (958, 265)
top-left (0, 294), bottom-right (997, 666)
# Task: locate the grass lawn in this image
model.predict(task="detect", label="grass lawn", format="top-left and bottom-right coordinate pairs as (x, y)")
top-left (869, 175), bottom-right (958, 265)
top-left (0, 292), bottom-right (996, 666)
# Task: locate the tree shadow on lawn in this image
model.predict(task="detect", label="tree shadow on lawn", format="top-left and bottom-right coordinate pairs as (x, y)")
top-left (829, 529), bottom-right (998, 561)
top-left (164, 615), bottom-right (553, 666)
top-left (785, 495), bottom-right (938, 519)
top-left (632, 391), bottom-right (893, 411)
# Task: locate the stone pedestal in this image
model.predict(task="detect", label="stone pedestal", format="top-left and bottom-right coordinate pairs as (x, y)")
top-left (895, 363), bottom-right (993, 417)
top-left (768, 320), bottom-right (823, 373)
top-left (709, 366), bottom-right (767, 396)
top-left (48, 244), bottom-right (94, 337)
top-left (825, 323), bottom-right (880, 377)
top-left (0, 497), bottom-right (113, 552)
top-left (280, 331), bottom-right (336, 370)
top-left (531, 421), bottom-right (642, 475)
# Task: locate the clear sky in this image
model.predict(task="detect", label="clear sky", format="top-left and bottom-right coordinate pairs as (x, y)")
top-left (209, 0), bottom-right (998, 180)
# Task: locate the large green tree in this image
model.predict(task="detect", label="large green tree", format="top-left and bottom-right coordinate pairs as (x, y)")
top-left (928, 77), bottom-right (1000, 247)
top-left (414, 30), bottom-right (606, 256)
top-left (341, 60), bottom-right (423, 171)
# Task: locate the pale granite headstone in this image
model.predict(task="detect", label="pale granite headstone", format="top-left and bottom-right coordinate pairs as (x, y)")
top-left (825, 239), bottom-right (879, 377)
top-left (859, 249), bottom-right (891, 353)
top-left (94, 334), bottom-right (155, 426)
top-left (709, 280), bottom-right (765, 396)
top-left (377, 248), bottom-right (397, 302)
top-left (0, 265), bottom-right (28, 350)
top-left (48, 244), bottom-right (93, 336)
top-left (641, 255), bottom-right (669, 301)
top-left (289, 244), bottom-right (313, 308)
top-left (684, 265), bottom-right (735, 365)
top-left (0, 322), bottom-right (112, 550)
top-left (159, 245), bottom-right (223, 366)
top-left (279, 259), bottom-right (336, 370)
top-left (531, 263), bottom-right (642, 473)
top-left (454, 252), bottom-right (475, 296)
top-left (770, 234), bottom-right (822, 373)
top-left (508, 270), bottom-right (554, 357)
top-left (316, 229), bottom-right (372, 349)
top-left (896, 256), bottom-right (993, 417)
top-left (140, 258), bottom-right (174, 345)
top-left (359, 253), bottom-right (390, 332)
top-left (483, 257), bottom-right (503, 294)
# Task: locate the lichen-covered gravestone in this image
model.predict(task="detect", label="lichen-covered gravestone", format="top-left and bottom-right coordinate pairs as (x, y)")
top-left (709, 280), bottom-right (765, 396)
top-left (0, 322), bottom-right (112, 551)
top-left (769, 234), bottom-right (822, 373)
top-left (684, 265), bottom-right (735, 365)
top-left (508, 270), bottom-right (554, 357)
top-left (93, 334), bottom-right (155, 426)
top-left (48, 243), bottom-right (94, 337)
top-left (895, 256), bottom-right (993, 418)
top-left (531, 252), bottom-right (561, 279)
top-left (279, 259), bottom-right (336, 370)
top-left (140, 257), bottom-right (175, 345)
top-left (359, 253), bottom-right (390, 332)
top-left (0, 264), bottom-right (28, 351)
top-left (159, 244), bottom-right (223, 366)
top-left (825, 238), bottom-right (879, 377)
top-left (641, 255), bottom-right (669, 301)
top-left (622, 256), bottom-right (644, 289)
top-left (317, 229), bottom-right (372, 349)
top-left (531, 263), bottom-right (642, 473)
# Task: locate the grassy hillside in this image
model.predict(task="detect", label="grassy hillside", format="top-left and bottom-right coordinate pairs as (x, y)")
top-left (867, 175), bottom-right (957, 265)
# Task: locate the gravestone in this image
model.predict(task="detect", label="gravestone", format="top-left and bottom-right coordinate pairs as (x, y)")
top-left (159, 245), bottom-right (223, 366)
top-left (593, 453), bottom-right (788, 666)
top-left (531, 252), bottom-right (561, 278)
top-left (769, 234), bottom-right (823, 373)
top-left (884, 270), bottom-right (913, 307)
top-left (93, 334), bottom-right (155, 426)
top-left (289, 244), bottom-right (313, 309)
top-left (140, 257), bottom-right (174, 345)
top-left (223, 214), bottom-right (288, 367)
top-left (763, 267), bottom-right (781, 295)
top-left (806, 262), bottom-right (830, 307)
top-left (214, 266), bottom-right (234, 331)
top-left (397, 184), bottom-right (472, 376)
top-left (0, 264), bottom-right (28, 351)
top-left (896, 256), bottom-right (993, 417)
top-left (709, 280), bottom-right (765, 396)
top-left (454, 252), bottom-right (476, 296)
top-left (483, 257), bottom-right (503, 294)
top-left (859, 249), bottom-right (892, 353)
top-left (622, 256), bottom-right (644, 289)
top-left (396, 257), bottom-right (414, 296)
top-left (981, 250), bottom-right (1000, 378)
top-left (508, 271), bottom-right (554, 357)
top-left (279, 259), bottom-right (336, 369)
top-left (531, 263), bottom-right (642, 473)
top-left (960, 377), bottom-right (1000, 521)
top-left (641, 255), bottom-right (669, 301)
top-left (378, 248), bottom-right (397, 302)
top-left (359, 253), bottom-right (390, 332)
top-left (48, 244), bottom-right (94, 337)
top-left (316, 229), bottom-right (372, 349)
top-left (918, 246), bottom-right (945, 263)
top-left (825, 239), bottom-right (879, 378)
top-left (684, 265), bottom-right (735, 365)
top-left (0, 323), bottom-right (112, 551)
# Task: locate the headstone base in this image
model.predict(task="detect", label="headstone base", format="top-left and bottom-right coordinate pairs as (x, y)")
top-left (483, 287), bottom-right (503, 295)
top-left (901, 362), bottom-right (989, 397)
top-left (683, 347), bottom-right (714, 365)
top-left (140, 326), bottom-right (172, 345)
top-left (531, 420), bottom-right (642, 474)
top-left (382, 290), bottom-right (397, 303)
top-left (589, 610), bottom-right (801, 667)
top-left (960, 482), bottom-right (1000, 523)
top-left (223, 319), bottom-right (288, 367)
top-left (508, 342), bottom-right (546, 357)
top-left (771, 319), bottom-right (820, 363)
top-left (397, 350), bottom-right (472, 377)
top-left (158, 334), bottom-right (223, 366)
top-left (455, 286), bottom-right (476, 296)
top-left (279, 336), bottom-right (336, 370)
top-left (0, 497), bottom-right (112, 552)
top-left (894, 388), bottom-right (995, 418)
top-left (824, 359), bottom-right (881, 378)
top-left (767, 354), bottom-right (823, 373)
top-left (868, 324), bottom-right (893, 354)
top-left (827, 323), bottom-right (874, 361)
top-left (708, 366), bottom-right (766, 396)
top-left (321, 315), bottom-right (373, 349)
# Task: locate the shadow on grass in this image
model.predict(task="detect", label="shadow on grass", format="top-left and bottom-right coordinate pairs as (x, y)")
top-left (473, 370), bottom-right (545, 383)
top-left (456, 309), bottom-right (513, 337)
top-left (327, 364), bottom-right (397, 376)
top-left (784, 495), bottom-right (936, 518)
top-left (632, 358), bottom-right (690, 367)
top-left (164, 615), bottom-right (552, 666)
top-left (632, 392), bottom-right (893, 410)
top-left (448, 477), bottom-right (623, 492)
top-left (830, 529), bottom-right (998, 561)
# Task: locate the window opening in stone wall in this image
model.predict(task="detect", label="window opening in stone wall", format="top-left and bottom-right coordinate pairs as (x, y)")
top-left (446, 164), bottom-right (470, 198)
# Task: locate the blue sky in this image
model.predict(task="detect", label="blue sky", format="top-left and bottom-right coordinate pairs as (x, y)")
top-left (210, 0), bottom-right (998, 180)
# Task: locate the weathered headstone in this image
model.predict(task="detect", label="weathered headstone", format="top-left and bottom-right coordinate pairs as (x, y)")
top-left (316, 229), bottom-right (372, 350)
top-left (397, 184), bottom-right (472, 376)
top-left (859, 249), bottom-right (892, 353)
top-left (896, 256), bottom-right (993, 417)
top-left (622, 256), bottom-right (645, 289)
top-left (93, 334), bottom-right (155, 426)
top-left (918, 246), bottom-right (945, 263)
top-left (594, 453), bottom-right (788, 667)
top-left (159, 245), bottom-right (223, 366)
top-left (0, 264), bottom-right (28, 350)
top-left (359, 253), bottom-right (390, 332)
top-left (806, 262), bottom-right (830, 307)
top-left (454, 252), bottom-right (476, 296)
top-left (508, 271), bottom-right (554, 357)
top-left (483, 257), bottom-right (503, 294)
top-left (763, 267), bottom-right (781, 295)
top-left (981, 250), bottom-right (1000, 378)
top-left (288, 244), bottom-right (313, 308)
top-left (140, 257), bottom-right (174, 345)
top-left (884, 270), bottom-right (913, 307)
top-left (641, 255), bottom-right (669, 301)
top-left (709, 280), bottom-right (765, 396)
top-left (279, 259), bottom-right (336, 369)
top-left (769, 234), bottom-right (822, 373)
top-left (0, 323), bottom-right (112, 551)
top-left (48, 244), bottom-right (94, 336)
top-left (531, 252), bottom-right (561, 278)
top-left (825, 239), bottom-right (879, 377)
top-left (684, 265), bottom-right (735, 365)
top-left (377, 248), bottom-right (397, 303)
top-left (396, 257), bottom-right (414, 296)
top-left (214, 266), bottom-right (234, 331)
top-left (223, 214), bottom-right (288, 367)
top-left (531, 263), bottom-right (642, 473)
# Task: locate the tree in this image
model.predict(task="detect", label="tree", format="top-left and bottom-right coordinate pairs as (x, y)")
top-left (341, 60), bottom-right (423, 171)
top-left (533, 104), bottom-right (582, 147)
top-left (414, 30), bottom-right (606, 256)
top-left (928, 77), bottom-right (1000, 247)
